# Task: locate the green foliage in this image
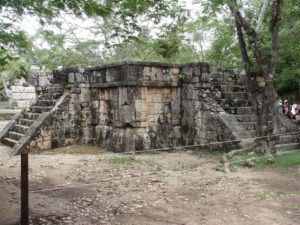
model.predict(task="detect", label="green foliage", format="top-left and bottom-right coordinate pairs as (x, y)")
top-left (205, 18), bottom-right (242, 69)
top-left (275, 0), bottom-right (300, 100)
top-left (0, 0), bottom-right (174, 70)
top-left (25, 29), bottom-right (104, 70)
top-left (154, 37), bottom-right (181, 61)
top-left (199, 0), bottom-right (300, 98)
top-left (0, 0), bottom-right (111, 68)
top-left (275, 69), bottom-right (300, 101)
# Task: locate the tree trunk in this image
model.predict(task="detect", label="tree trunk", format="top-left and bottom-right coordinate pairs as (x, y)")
top-left (227, 0), bottom-right (283, 154)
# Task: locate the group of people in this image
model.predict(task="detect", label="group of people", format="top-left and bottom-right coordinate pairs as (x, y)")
top-left (278, 99), bottom-right (300, 120)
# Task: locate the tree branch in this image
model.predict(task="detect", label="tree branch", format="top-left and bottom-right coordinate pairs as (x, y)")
top-left (270, 0), bottom-right (282, 78)
top-left (234, 16), bottom-right (251, 75)
top-left (227, 0), bottom-right (269, 75)
top-left (256, 0), bottom-right (270, 33)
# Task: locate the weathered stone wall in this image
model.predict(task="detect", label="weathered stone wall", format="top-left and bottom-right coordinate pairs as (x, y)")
top-left (29, 61), bottom-right (257, 152)
top-left (7, 78), bottom-right (36, 108)
top-left (4, 72), bottom-right (52, 109)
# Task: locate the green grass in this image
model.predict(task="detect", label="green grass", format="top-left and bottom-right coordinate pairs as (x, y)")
top-left (105, 156), bottom-right (141, 164)
top-left (191, 148), bottom-right (223, 158)
top-left (254, 190), bottom-right (287, 199)
top-left (229, 151), bottom-right (300, 169)
top-left (293, 172), bottom-right (300, 178)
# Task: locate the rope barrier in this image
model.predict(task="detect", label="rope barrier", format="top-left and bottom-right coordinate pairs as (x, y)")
top-left (122, 131), bottom-right (300, 155)
top-left (2, 131), bottom-right (299, 193)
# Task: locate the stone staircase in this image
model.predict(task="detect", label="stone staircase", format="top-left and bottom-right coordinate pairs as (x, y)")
top-left (213, 71), bottom-right (299, 151)
top-left (214, 73), bottom-right (257, 137)
top-left (220, 96), bottom-right (257, 137)
top-left (1, 84), bottom-right (64, 151)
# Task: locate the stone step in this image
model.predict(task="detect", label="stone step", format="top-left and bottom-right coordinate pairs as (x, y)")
top-left (221, 92), bottom-right (249, 100)
top-left (275, 143), bottom-right (300, 152)
top-left (45, 87), bottom-right (64, 93)
top-left (218, 99), bottom-right (252, 107)
top-left (249, 130), bottom-right (257, 137)
top-left (23, 112), bottom-right (40, 120)
top-left (235, 115), bottom-right (256, 122)
top-left (8, 131), bottom-right (25, 141)
top-left (279, 134), bottom-right (298, 144)
top-left (220, 85), bottom-right (247, 92)
top-left (223, 107), bottom-right (254, 115)
top-left (36, 99), bottom-right (57, 106)
top-left (40, 93), bottom-right (62, 100)
top-left (19, 118), bottom-right (34, 127)
top-left (32, 106), bottom-right (52, 113)
top-left (238, 122), bottom-right (256, 130)
top-left (13, 124), bottom-right (30, 134)
top-left (2, 137), bottom-right (17, 148)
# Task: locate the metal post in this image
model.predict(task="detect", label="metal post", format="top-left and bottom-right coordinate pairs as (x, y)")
top-left (21, 153), bottom-right (29, 225)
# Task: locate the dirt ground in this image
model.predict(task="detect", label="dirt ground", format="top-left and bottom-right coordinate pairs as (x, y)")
top-left (0, 121), bottom-right (299, 225)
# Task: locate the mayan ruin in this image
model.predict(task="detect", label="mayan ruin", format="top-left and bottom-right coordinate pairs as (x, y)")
top-left (1, 1), bottom-right (300, 225)
top-left (1, 61), bottom-right (298, 155)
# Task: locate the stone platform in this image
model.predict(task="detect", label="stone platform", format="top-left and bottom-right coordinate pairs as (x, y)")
top-left (1, 61), bottom-right (299, 153)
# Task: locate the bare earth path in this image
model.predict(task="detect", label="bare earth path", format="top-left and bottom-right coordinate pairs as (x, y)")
top-left (0, 121), bottom-right (299, 225)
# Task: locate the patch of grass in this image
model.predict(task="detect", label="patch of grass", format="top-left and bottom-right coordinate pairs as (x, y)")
top-left (153, 165), bottom-right (162, 172)
top-left (229, 153), bottom-right (261, 167)
top-left (270, 151), bottom-right (300, 168)
top-left (284, 203), bottom-right (300, 211)
top-left (293, 172), bottom-right (300, 178)
top-left (105, 156), bottom-right (141, 164)
top-left (229, 151), bottom-right (300, 169)
top-left (254, 190), bottom-right (287, 200)
top-left (191, 148), bottom-right (223, 158)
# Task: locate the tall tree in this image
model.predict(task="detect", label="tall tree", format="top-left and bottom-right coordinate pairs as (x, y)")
top-left (201, 0), bottom-right (284, 153)
top-left (226, 0), bottom-right (283, 153)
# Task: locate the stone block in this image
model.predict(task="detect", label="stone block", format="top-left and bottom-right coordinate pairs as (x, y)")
top-left (42, 135), bottom-right (51, 142)
top-left (135, 111), bottom-right (147, 121)
top-left (140, 87), bottom-right (148, 99)
top-left (154, 102), bottom-right (163, 112)
top-left (92, 100), bottom-right (99, 108)
top-left (39, 75), bottom-right (49, 86)
top-left (134, 99), bottom-right (143, 110)
top-left (193, 76), bottom-right (200, 83)
top-left (75, 72), bottom-right (86, 83)
top-left (171, 74), bottom-right (179, 83)
top-left (37, 141), bottom-right (51, 150)
top-left (193, 66), bottom-right (201, 76)
top-left (143, 66), bottom-right (152, 73)
top-left (68, 73), bottom-right (75, 83)
top-left (202, 73), bottom-right (210, 82)
top-left (151, 67), bottom-right (163, 77)
top-left (171, 68), bottom-right (180, 75)
top-left (152, 94), bottom-right (162, 103)
top-left (64, 138), bottom-right (74, 145)
top-left (79, 94), bottom-right (88, 103)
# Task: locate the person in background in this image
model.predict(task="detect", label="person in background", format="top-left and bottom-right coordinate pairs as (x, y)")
top-left (296, 103), bottom-right (300, 121)
top-left (283, 99), bottom-right (289, 114)
top-left (278, 99), bottom-right (283, 113)
top-left (291, 103), bottom-right (297, 119)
